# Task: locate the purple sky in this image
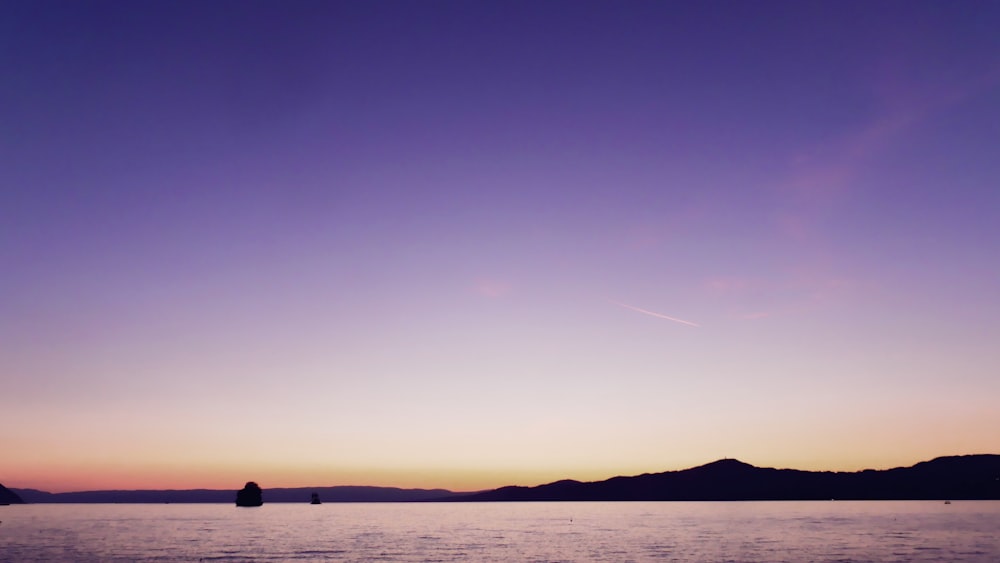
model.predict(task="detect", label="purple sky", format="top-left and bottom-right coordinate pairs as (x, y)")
top-left (2, 1), bottom-right (999, 492)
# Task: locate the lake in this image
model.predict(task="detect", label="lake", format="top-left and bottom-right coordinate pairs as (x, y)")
top-left (1, 501), bottom-right (998, 562)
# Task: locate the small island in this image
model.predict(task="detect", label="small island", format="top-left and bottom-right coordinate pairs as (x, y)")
top-left (235, 482), bottom-right (263, 507)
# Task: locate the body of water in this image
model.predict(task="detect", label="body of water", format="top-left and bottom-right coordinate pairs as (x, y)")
top-left (1, 501), bottom-right (998, 562)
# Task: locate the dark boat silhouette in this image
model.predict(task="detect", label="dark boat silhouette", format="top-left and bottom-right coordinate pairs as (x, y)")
top-left (310, 493), bottom-right (321, 505)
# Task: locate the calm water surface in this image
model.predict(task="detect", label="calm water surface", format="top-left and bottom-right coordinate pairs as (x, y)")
top-left (1, 501), bottom-right (998, 562)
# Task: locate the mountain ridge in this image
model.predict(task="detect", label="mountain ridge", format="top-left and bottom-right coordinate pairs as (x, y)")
top-left (11, 485), bottom-right (464, 504)
top-left (9, 454), bottom-right (999, 503)
top-left (0, 483), bottom-right (25, 504)
top-left (457, 454), bottom-right (1000, 501)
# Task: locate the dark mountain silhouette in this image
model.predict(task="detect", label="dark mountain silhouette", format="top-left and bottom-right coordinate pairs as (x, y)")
top-left (12, 488), bottom-right (240, 504)
top-left (459, 455), bottom-right (1000, 501)
top-left (0, 483), bottom-right (25, 504)
top-left (11, 485), bottom-right (465, 504)
top-left (10, 455), bottom-right (999, 503)
top-left (265, 485), bottom-right (461, 503)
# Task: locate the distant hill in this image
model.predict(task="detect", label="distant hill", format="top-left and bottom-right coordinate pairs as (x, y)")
top-left (0, 483), bottom-right (25, 504)
top-left (266, 486), bottom-right (464, 503)
top-left (459, 455), bottom-right (1000, 501)
top-left (12, 485), bottom-right (466, 504)
top-left (10, 455), bottom-right (999, 503)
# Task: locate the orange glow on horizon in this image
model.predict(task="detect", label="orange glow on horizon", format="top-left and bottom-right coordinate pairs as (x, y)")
top-left (6, 448), bottom-right (996, 494)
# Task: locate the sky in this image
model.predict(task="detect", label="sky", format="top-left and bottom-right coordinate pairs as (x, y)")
top-left (2, 1), bottom-right (999, 493)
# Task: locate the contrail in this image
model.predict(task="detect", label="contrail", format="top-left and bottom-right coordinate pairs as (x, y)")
top-left (609, 299), bottom-right (701, 327)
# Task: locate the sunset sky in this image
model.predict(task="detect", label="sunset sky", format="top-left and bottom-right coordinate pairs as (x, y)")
top-left (3, 1), bottom-right (999, 493)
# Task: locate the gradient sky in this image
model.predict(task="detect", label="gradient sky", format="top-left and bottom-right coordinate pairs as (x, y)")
top-left (3, 1), bottom-right (999, 493)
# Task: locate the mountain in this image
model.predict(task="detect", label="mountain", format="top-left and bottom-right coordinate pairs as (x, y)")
top-left (265, 486), bottom-right (464, 503)
top-left (458, 455), bottom-right (1000, 501)
top-left (10, 455), bottom-right (999, 503)
top-left (0, 483), bottom-right (25, 504)
top-left (11, 485), bottom-right (466, 504)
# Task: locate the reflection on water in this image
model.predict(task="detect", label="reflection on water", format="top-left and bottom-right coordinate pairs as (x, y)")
top-left (1, 501), bottom-right (998, 562)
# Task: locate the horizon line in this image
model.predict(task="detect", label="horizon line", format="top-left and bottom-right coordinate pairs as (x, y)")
top-left (8, 453), bottom-right (997, 495)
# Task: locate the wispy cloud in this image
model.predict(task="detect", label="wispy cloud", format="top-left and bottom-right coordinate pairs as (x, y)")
top-left (703, 277), bottom-right (753, 294)
top-left (473, 278), bottom-right (510, 298)
top-left (775, 64), bottom-right (1000, 241)
top-left (701, 270), bottom-right (867, 321)
top-left (609, 300), bottom-right (700, 327)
